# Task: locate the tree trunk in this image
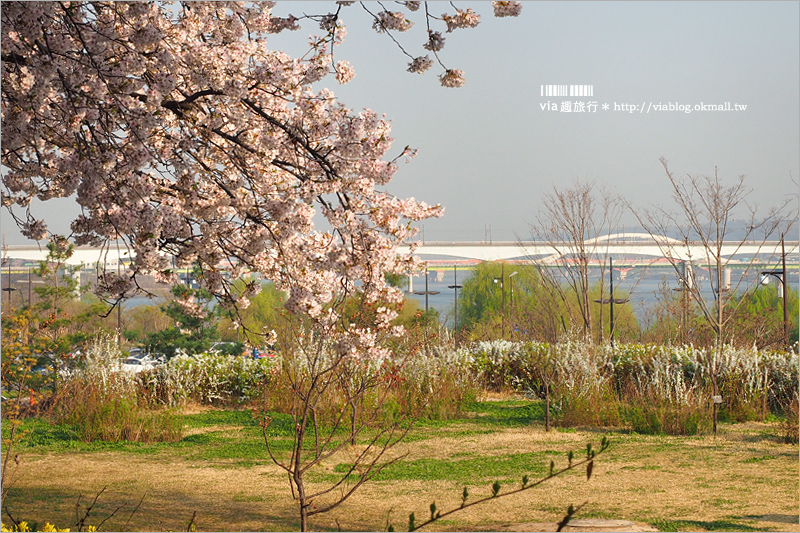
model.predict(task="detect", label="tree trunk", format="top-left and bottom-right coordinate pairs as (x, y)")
top-left (295, 464), bottom-right (310, 531)
top-left (293, 409), bottom-right (309, 531)
top-left (299, 499), bottom-right (309, 532)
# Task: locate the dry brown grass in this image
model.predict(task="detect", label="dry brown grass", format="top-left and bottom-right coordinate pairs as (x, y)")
top-left (3, 413), bottom-right (797, 532)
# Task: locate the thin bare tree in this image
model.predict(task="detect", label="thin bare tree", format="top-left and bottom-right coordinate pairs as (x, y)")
top-left (525, 179), bottom-right (625, 343)
top-left (630, 158), bottom-right (795, 351)
top-left (260, 319), bottom-right (419, 531)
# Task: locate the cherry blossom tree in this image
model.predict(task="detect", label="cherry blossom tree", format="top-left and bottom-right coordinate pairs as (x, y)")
top-left (2, 2), bottom-right (521, 530)
top-left (3, 1), bottom-right (431, 349)
top-left (2, 0), bottom-right (521, 350)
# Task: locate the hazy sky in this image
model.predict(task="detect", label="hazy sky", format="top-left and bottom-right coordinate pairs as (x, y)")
top-left (2, 1), bottom-right (799, 245)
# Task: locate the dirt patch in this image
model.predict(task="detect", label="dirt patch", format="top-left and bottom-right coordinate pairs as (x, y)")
top-left (178, 402), bottom-right (221, 416)
top-left (182, 424), bottom-right (247, 436)
top-left (9, 452), bottom-right (292, 531)
top-left (403, 425), bottom-right (590, 462)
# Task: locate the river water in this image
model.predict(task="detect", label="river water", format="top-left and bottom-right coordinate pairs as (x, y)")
top-left (405, 264), bottom-right (799, 329)
top-left (120, 264), bottom-right (797, 330)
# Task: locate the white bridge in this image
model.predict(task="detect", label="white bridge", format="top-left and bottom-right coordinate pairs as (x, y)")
top-left (398, 233), bottom-right (797, 265)
top-left (3, 233), bottom-right (796, 268)
top-left (3, 244), bottom-right (134, 268)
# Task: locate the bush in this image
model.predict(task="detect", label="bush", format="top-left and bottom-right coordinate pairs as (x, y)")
top-left (50, 377), bottom-right (182, 443)
top-left (460, 339), bottom-right (797, 434)
top-left (139, 352), bottom-right (280, 406)
top-left (554, 383), bottom-right (623, 428)
top-left (780, 394), bottom-right (798, 444)
top-left (256, 344), bottom-right (480, 427)
top-left (36, 333), bottom-right (800, 439)
top-left (469, 339), bottom-right (521, 391)
top-left (400, 345), bottom-right (481, 421)
top-left (46, 335), bottom-right (181, 444)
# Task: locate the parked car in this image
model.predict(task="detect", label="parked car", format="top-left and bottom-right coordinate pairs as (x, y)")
top-left (120, 357), bottom-right (155, 373)
top-left (124, 348), bottom-right (165, 366)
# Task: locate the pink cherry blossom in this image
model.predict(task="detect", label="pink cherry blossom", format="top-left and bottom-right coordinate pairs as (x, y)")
top-left (335, 60), bottom-right (356, 84)
top-left (408, 56), bottom-right (434, 74)
top-left (439, 69), bottom-right (467, 88)
top-left (493, 1), bottom-right (523, 18)
top-left (372, 10), bottom-right (414, 33)
top-left (423, 31), bottom-right (446, 52)
top-left (442, 8), bottom-right (481, 32)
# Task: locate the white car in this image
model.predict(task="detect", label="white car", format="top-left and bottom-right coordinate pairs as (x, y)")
top-left (120, 357), bottom-right (155, 373)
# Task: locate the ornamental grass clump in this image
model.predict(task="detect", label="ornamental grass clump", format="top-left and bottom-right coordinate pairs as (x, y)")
top-left (397, 343), bottom-right (480, 420)
top-left (51, 379), bottom-right (182, 443)
top-left (49, 368), bottom-right (179, 443)
top-left (469, 339), bottom-right (523, 390)
top-left (780, 393), bottom-right (799, 444)
top-left (550, 338), bottom-right (622, 428)
top-left (48, 336), bottom-right (284, 441)
top-left (147, 352), bottom-right (280, 406)
top-left (606, 344), bottom-right (709, 435)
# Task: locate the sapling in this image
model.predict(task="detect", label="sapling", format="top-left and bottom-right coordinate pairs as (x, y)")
top-left (398, 437), bottom-right (610, 532)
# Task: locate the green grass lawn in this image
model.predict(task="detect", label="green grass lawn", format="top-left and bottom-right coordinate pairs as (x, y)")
top-left (2, 400), bottom-right (797, 532)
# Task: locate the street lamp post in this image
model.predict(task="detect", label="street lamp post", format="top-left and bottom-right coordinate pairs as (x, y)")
top-left (508, 271), bottom-right (518, 339)
top-left (760, 233), bottom-right (789, 346)
top-left (412, 264), bottom-right (439, 314)
top-left (412, 265), bottom-right (440, 351)
top-left (594, 257), bottom-right (628, 347)
top-left (493, 263), bottom-right (506, 338)
top-left (3, 263), bottom-right (18, 310)
top-left (447, 265), bottom-right (462, 343)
